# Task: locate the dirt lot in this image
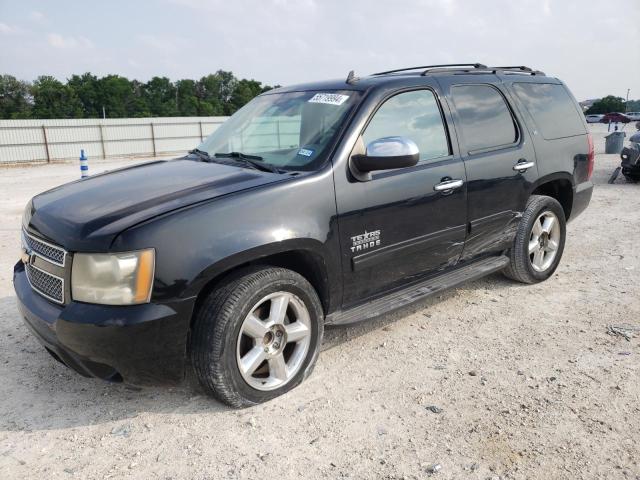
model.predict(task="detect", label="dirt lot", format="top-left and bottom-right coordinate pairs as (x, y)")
top-left (0, 124), bottom-right (638, 480)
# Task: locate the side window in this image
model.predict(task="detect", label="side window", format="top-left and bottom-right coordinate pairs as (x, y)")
top-left (512, 83), bottom-right (586, 140)
top-left (451, 84), bottom-right (517, 153)
top-left (362, 90), bottom-right (450, 163)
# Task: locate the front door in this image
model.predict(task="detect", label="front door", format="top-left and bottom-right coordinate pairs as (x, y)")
top-left (335, 86), bottom-right (468, 307)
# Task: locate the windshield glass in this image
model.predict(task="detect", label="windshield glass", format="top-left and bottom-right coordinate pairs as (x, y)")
top-left (196, 90), bottom-right (361, 171)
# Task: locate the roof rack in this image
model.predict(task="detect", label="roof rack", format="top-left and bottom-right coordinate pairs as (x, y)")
top-left (490, 66), bottom-right (546, 76)
top-left (371, 63), bottom-right (545, 77)
top-left (372, 63), bottom-right (487, 76)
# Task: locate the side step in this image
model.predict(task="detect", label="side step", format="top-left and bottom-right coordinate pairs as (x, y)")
top-left (326, 255), bottom-right (509, 326)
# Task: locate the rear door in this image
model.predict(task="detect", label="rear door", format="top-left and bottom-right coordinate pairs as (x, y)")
top-left (436, 76), bottom-right (538, 261)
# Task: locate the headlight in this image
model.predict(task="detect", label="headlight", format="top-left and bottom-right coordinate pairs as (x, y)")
top-left (22, 199), bottom-right (33, 228)
top-left (71, 249), bottom-right (155, 305)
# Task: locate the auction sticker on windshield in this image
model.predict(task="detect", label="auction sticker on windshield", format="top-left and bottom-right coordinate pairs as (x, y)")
top-left (308, 93), bottom-right (350, 106)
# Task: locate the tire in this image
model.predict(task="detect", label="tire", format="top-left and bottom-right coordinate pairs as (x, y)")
top-left (623, 173), bottom-right (640, 183)
top-left (191, 266), bottom-right (324, 408)
top-left (503, 195), bottom-right (566, 284)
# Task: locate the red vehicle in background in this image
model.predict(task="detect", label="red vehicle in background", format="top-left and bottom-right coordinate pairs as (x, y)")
top-left (600, 112), bottom-right (631, 123)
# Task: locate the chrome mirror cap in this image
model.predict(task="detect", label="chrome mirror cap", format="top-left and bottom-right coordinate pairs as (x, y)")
top-left (350, 136), bottom-right (420, 178)
top-left (366, 136), bottom-right (419, 158)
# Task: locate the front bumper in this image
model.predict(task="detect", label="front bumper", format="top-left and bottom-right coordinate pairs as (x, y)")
top-left (13, 261), bottom-right (195, 386)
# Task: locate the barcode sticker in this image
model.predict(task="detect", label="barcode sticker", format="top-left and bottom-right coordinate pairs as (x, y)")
top-left (308, 93), bottom-right (350, 106)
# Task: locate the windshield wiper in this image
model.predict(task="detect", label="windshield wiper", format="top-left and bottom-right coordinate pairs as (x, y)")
top-left (215, 151), bottom-right (263, 161)
top-left (188, 148), bottom-right (215, 161)
top-left (214, 152), bottom-right (281, 174)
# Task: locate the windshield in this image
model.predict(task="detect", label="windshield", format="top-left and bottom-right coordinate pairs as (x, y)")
top-left (196, 90), bottom-right (361, 171)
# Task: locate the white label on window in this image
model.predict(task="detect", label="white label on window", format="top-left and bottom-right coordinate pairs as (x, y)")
top-left (308, 93), bottom-right (350, 106)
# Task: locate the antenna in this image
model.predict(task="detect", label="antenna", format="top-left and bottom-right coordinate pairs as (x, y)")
top-left (346, 70), bottom-right (359, 85)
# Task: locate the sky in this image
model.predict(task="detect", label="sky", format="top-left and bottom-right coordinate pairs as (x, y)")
top-left (0, 0), bottom-right (638, 101)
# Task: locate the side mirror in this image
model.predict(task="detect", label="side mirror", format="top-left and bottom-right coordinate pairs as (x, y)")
top-left (351, 136), bottom-right (419, 173)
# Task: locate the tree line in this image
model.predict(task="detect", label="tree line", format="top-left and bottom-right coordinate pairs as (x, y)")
top-left (586, 95), bottom-right (640, 115)
top-left (0, 71), bottom-right (277, 119)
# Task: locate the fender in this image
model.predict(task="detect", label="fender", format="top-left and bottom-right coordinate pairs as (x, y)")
top-left (187, 238), bottom-right (337, 312)
top-left (111, 169), bottom-right (342, 311)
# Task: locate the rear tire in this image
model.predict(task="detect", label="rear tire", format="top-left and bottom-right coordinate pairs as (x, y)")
top-left (503, 195), bottom-right (566, 284)
top-left (191, 267), bottom-right (324, 408)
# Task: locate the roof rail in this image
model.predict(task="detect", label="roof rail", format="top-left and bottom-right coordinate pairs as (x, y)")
top-left (371, 63), bottom-right (546, 78)
top-left (420, 64), bottom-right (488, 75)
top-left (490, 66), bottom-right (546, 76)
top-left (372, 63), bottom-right (487, 76)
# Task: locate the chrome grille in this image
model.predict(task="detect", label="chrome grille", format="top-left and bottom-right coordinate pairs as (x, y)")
top-left (25, 263), bottom-right (64, 304)
top-left (23, 230), bottom-right (67, 266)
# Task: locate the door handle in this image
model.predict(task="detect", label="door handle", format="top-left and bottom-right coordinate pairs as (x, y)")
top-left (513, 160), bottom-right (535, 172)
top-left (434, 179), bottom-right (464, 192)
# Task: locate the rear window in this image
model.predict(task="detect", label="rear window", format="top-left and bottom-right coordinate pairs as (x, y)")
top-left (451, 84), bottom-right (518, 154)
top-left (512, 83), bottom-right (586, 140)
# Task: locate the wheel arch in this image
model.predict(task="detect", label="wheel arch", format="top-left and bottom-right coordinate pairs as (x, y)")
top-left (530, 173), bottom-right (574, 220)
top-left (189, 240), bottom-right (335, 329)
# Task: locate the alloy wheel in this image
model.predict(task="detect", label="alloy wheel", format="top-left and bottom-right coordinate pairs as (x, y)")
top-left (528, 210), bottom-right (561, 272)
top-left (236, 292), bottom-right (311, 391)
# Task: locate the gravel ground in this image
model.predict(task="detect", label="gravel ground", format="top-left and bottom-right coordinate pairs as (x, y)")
top-left (0, 124), bottom-right (638, 480)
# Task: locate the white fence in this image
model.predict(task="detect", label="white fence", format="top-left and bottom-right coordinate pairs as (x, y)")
top-left (0, 116), bottom-right (229, 165)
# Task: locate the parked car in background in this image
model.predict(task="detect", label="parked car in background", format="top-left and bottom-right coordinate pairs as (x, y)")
top-left (600, 112), bottom-right (631, 123)
top-left (585, 114), bottom-right (604, 123)
top-left (625, 112), bottom-right (640, 121)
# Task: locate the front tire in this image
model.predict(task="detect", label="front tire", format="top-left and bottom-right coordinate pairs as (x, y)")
top-left (191, 267), bottom-right (324, 408)
top-left (503, 195), bottom-right (566, 284)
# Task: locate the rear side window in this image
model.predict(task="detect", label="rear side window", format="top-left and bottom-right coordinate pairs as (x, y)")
top-left (512, 83), bottom-right (586, 140)
top-left (451, 84), bottom-right (518, 153)
top-left (362, 89), bottom-right (450, 163)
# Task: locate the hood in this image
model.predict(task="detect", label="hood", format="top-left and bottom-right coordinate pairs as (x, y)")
top-left (27, 159), bottom-right (284, 251)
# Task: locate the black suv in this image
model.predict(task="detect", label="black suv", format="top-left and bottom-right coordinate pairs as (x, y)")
top-left (14, 64), bottom-right (593, 407)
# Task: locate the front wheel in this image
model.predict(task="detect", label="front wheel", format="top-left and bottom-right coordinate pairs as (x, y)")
top-left (191, 267), bottom-right (324, 408)
top-left (503, 195), bottom-right (566, 284)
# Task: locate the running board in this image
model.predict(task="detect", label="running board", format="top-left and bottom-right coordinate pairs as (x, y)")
top-left (326, 255), bottom-right (509, 326)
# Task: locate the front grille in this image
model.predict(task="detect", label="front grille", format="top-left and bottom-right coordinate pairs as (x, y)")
top-left (23, 230), bottom-right (67, 266)
top-left (25, 263), bottom-right (64, 304)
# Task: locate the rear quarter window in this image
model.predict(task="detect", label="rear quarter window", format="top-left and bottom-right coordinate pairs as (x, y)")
top-left (450, 84), bottom-right (518, 154)
top-left (512, 83), bottom-right (586, 140)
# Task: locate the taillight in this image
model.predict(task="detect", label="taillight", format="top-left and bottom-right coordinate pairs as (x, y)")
top-left (586, 133), bottom-right (595, 180)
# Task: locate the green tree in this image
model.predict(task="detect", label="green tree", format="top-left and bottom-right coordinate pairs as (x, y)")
top-left (144, 76), bottom-right (178, 116)
top-left (586, 95), bottom-right (626, 114)
top-left (31, 76), bottom-right (83, 118)
top-left (176, 79), bottom-right (199, 116)
top-left (0, 70), bottom-right (273, 118)
top-left (229, 79), bottom-right (267, 113)
top-left (196, 72), bottom-right (232, 116)
top-left (67, 72), bottom-right (101, 117)
top-left (0, 75), bottom-right (32, 119)
top-left (127, 80), bottom-right (151, 117)
top-left (626, 99), bottom-right (640, 112)
top-left (98, 75), bottom-right (139, 118)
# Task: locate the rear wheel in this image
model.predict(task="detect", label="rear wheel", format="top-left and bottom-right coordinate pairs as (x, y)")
top-left (503, 195), bottom-right (566, 284)
top-left (191, 267), bottom-right (324, 408)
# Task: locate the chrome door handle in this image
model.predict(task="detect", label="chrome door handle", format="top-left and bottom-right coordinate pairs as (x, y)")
top-left (434, 179), bottom-right (464, 192)
top-left (513, 161), bottom-right (535, 172)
